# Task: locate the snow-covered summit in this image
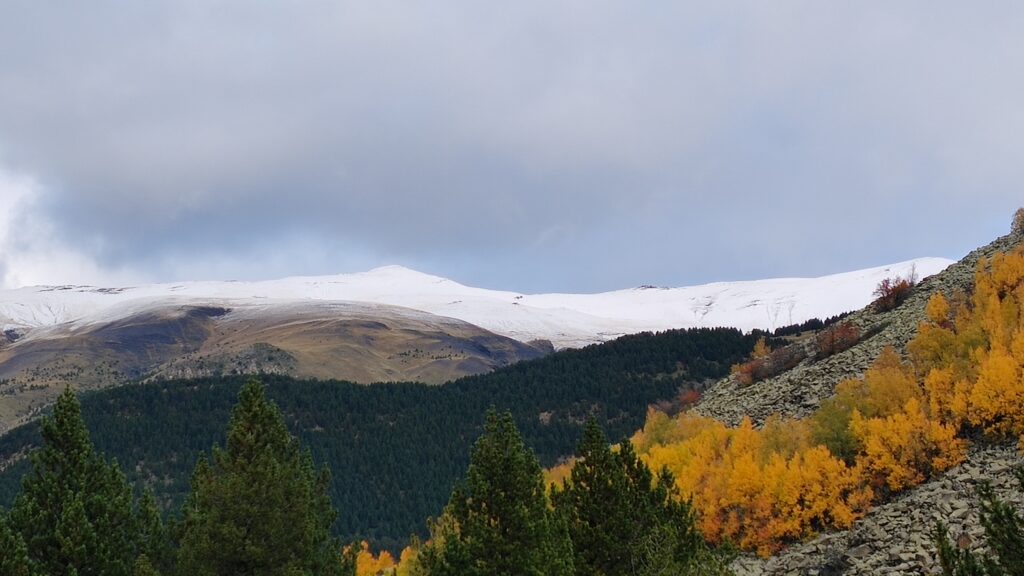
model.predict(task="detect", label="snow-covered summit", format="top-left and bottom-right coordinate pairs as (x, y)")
top-left (0, 258), bottom-right (954, 349)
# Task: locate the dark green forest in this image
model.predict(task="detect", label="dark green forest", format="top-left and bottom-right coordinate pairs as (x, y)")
top-left (0, 326), bottom-right (761, 552)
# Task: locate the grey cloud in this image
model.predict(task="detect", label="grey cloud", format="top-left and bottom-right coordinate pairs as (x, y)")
top-left (1, 2), bottom-right (1022, 291)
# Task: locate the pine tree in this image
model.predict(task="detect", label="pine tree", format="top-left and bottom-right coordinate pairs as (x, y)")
top-left (419, 409), bottom-right (574, 576)
top-left (132, 555), bottom-right (161, 576)
top-left (177, 377), bottom-right (350, 576)
top-left (7, 387), bottom-right (138, 576)
top-left (0, 512), bottom-right (33, 576)
top-left (135, 489), bottom-right (173, 574)
top-left (552, 418), bottom-right (703, 576)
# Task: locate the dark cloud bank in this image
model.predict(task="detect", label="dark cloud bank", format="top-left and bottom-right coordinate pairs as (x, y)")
top-left (0, 2), bottom-right (1022, 291)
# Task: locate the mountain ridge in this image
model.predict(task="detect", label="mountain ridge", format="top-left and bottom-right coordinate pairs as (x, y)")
top-left (1, 257), bottom-right (953, 349)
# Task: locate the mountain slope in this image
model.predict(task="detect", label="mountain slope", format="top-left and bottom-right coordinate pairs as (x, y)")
top-left (692, 226), bottom-right (1024, 574)
top-left (0, 301), bottom-right (548, 430)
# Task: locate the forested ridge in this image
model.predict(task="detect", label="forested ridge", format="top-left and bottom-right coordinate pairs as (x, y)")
top-left (0, 326), bottom-right (761, 552)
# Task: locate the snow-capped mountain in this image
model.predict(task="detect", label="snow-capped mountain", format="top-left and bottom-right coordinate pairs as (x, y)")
top-left (1, 258), bottom-right (953, 349)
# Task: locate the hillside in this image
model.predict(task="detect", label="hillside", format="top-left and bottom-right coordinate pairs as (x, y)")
top-left (0, 326), bottom-right (759, 553)
top-left (697, 232), bottom-right (1018, 427)
top-left (0, 302), bottom-right (549, 432)
top-left (691, 225), bottom-right (1024, 574)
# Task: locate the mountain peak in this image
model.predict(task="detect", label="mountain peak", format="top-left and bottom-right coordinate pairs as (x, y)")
top-left (366, 264), bottom-right (421, 274)
top-left (363, 265), bottom-right (442, 279)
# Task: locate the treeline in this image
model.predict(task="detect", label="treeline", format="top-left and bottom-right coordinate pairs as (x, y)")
top-left (0, 326), bottom-right (759, 552)
top-left (770, 312), bottom-right (852, 338)
top-left (613, 247), bottom-right (1024, 556)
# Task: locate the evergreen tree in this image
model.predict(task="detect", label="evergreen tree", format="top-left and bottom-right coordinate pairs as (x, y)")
top-left (7, 387), bottom-right (139, 576)
top-left (135, 489), bottom-right (173, 574)
top-left (132, 555), bottom-right (161, 576)
top-left (0, 512), bottom-right (33, 576)
top-left (552, 418), bottom-right (703, 576)
top-left (177, 377), bottom-right (350, 576)
top-left (419, 409), bottom-right (574, 576)
top-left (935, 467), bottom-right (1024, 576)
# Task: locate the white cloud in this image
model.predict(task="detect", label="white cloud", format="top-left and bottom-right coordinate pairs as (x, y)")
top-left (0, 168), bottom-right (142, 288)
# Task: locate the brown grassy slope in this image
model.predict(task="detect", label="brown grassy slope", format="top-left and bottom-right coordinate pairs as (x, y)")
top-left (0, 301), bottom-right (548, 432)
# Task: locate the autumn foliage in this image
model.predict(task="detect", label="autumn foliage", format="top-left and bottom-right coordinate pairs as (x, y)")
top-left (815, 322), bottom-right (861, 358)
top-left (352, 541), bottom-right (396, 576)
top-left (632, 346), bottom-right (967, 556)
top-left (622, 248), bottom-right (1024, 556)
top-left (633, 412), bottom-right (872, 556)
top-left (872, 267), bottom-right (918, 312)
top-left (909, 249), bottom-right (1024, 446)
top-left (730, 337), bottom-right (807, 387)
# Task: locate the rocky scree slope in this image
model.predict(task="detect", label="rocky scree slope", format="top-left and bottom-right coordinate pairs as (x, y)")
top-left (696, 230), bottom-right (1023, 427)
top-left (694, 226), bottom-right (1024, 575)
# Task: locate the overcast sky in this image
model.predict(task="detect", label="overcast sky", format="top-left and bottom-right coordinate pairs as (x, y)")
top-left (0, 2), bottom-right (1022, 293)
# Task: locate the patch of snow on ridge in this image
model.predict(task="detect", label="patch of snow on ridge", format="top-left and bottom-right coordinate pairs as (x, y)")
top-left (0, 258), bottom-right (954, 349)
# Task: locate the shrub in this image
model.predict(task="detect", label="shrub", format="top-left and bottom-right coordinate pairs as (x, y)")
top-left (873, 267), bottom-right (918, 312)
top-left (730, 358), bottom-right (763, 387)
top-left (730, 339), bottom-right (807, 387)
top-left (767, 344), bottom-right (807, 374)
top-left (815, 322), bottom-right (861, 359)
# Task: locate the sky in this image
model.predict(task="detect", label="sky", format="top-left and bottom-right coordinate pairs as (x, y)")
top-left (0, 2), bottom-right (1022, 293)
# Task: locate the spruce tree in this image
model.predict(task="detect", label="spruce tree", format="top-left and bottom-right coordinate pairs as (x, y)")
top-left (552, 417), bottom-right (704, 576)
top-left (177, 377), bottom-right (349, 576)
top-left (7, 387), bottom-right (139, 576)
top-left (419, 409), bottom-right (574, 576)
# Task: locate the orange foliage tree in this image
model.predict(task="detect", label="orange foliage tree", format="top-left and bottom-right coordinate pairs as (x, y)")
top-left (910, 250), bottom-right (1024, 446)
top-left (851, 398), bottom-right (964, 493)
top-left (351, 541), bottom-right (396, 576)
top-left (635, 413), bottom-right (871, 556)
